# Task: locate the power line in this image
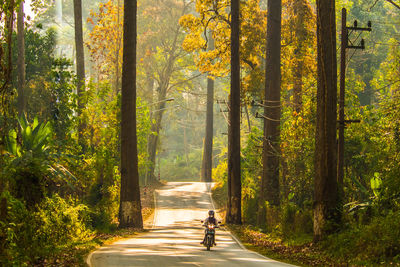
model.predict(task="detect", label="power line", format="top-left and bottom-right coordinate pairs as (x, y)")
top-left (369, 20), bottom-right (400, 25)
top-left (370, 40), bottom-right (400, 46)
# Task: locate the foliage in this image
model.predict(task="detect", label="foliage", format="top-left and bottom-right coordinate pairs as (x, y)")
top-left (241, 127), bottom-right (262, 225)
top-left (12, 27), bottom-right (57, 85)
top-left (160, 150), bottom-right (202, 181)
top-left (2, 0), bottom-right (400, 265)
top-left (323, 210), bottom-right (400, 265)
top-left (179, 0), bottom-right (266, 96)
top-left (76, 81), bottom-right (151, 226)
top-left (0, 192), bottom-right (92, 266)
top-left (3, 115), bottom-right (76, 206)
top-left (87, 0), bottom-right (123, 83)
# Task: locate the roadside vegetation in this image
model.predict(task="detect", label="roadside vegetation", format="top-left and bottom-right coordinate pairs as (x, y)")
top-left (0, 1), bottom-right (162, 264)
top-left (1, 0), bottom-right (400, 266)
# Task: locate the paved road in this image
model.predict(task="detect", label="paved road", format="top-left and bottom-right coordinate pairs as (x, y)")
top-left (88, 182), bottom-right (294, 267)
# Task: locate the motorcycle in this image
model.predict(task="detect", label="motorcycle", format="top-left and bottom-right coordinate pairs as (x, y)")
top-left (201, 220), bottom-right (221, 251)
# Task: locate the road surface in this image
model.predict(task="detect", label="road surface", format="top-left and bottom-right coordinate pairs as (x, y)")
top-left (87, 182), bottom-right (294, 267)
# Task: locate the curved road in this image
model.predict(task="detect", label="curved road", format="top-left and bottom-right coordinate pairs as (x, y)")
top-left (88, 182), bottom-right (294, 267)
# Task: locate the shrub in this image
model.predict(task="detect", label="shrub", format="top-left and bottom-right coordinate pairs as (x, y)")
top-left (0, 191), bottom-right (32, 265)
top-left (0, 192), bottom-right (92, 265)
top-left (323, 210), bottom-right (400, 264)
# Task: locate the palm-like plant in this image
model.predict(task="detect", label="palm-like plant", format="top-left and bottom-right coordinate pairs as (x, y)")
top-left (5, 116), bottom-right (51, 157)
top-left (4, 115), bottom-right (76, 206)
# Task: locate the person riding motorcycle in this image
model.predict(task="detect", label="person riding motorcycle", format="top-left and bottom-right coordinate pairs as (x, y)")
top-left (200, 210), bottom-right (218, 245)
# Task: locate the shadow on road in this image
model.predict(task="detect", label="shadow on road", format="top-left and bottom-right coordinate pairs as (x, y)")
top-left (88, 182), bottom-right (293, 267)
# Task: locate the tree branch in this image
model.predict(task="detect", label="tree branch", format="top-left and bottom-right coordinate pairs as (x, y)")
top-left (385, 0), bottom-right (400, 9)
top-left (168, 73), bottom-right (202, 91)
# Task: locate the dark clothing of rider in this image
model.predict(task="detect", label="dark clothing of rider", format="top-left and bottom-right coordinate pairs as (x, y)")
top-left (201, 210), bottom-right (218, 245)
top-left (203, 216), bottom-right (217, 226)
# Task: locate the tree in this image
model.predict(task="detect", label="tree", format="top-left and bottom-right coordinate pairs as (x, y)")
top-left (17, 1), bottom-right (26, 116)
top-left (179, 0), bottom-right (266, 94)
top-left (0, 0), bottom-right (16, 230)
top-left (201, 33), bottom-right (214, 183)
top-left (73, 0), bottom-right (86, 144)
top-left (279, 0), bottom-right (316, 204)
top-left (0, 0), bottom-right (15, 99)
top-left (119, 0), bottom-right (143, 228)
top-left (140, 0), bottom-right (193, 184)
top-left (314, 0), bottom-right (340, 241)
top-left (258, 0), bottom-right (282, 228)
top-left (226, 0), bottom-right (241, 225)
top-left (87, 0), bottom-right (197, 184)
top-left (87, 0), bottom-right (123, 93)
top-left (384, 0), bottom-right (400, 9)
top-left (288, 0), bottom-right (315, 112)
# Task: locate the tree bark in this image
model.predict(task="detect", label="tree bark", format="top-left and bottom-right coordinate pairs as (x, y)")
top-left (119, 0), bottom-right (143, 228)
top-left (115, 0), bottom-right (121, 94)
top-left (1, 0), bottom-right (15, 253)
top-left (314, 0), bottom-right (340, 241)
top-left (226, 0), bottom-right (242, 225)
top-left (145, 74), bottom-right (154, 185)
top-left (201, 34), bottom-right (214, 183)
top-left (146, 88), bottom-right (168, 184)
top-left (17, 2), bottom-right (26, 116)
top-left (146, 39), bottom-right (177, 183)
top-left (258, 0), bottom-right (282, 228)
top-left (292, 0), bottom-right (309, 113)
top-left (73, 0), bottom-right (85, 143)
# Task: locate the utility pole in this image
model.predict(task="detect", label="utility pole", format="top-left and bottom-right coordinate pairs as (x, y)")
top-left (338, 8), bottom-right (371, 198)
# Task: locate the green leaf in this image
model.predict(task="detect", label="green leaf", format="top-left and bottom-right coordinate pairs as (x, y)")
top-left (350, 175), bottom-right (369, 198)
top-left (371, 172), bottom-right (382, 198)
top-left (5, 130), bottom-right (17, 155)
top-left (24, 125), bottom-right (33, 150)
top-left (32, 117), bottom-right (39, 129)
top-left (17, 114), bottom-right (28, 130)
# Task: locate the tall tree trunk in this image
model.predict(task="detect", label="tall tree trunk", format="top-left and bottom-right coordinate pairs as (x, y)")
top-left (119, 0), bottom-right (143, 228)
top-left (183, 113), bottom-right (189, 165)
top-left (1, 0), bottom-right (15, 252)
top-left (17, 1), bottom-right (26, 116)
top-left (146, 45), bottom-right (175, 183)
top-left (144, 5), bottom-right (185, 183)
top-left (56, 0), bottom-right (62, 24)
top-left (292, 0), bottom-right (308, 113)
top-left (201, 34), bottom-right (214, 183)
top-left (145, 74), bottom-right (154, 185)
top-left (115, 0), bottom-right (121, 94)
top-left (146, 87), bottom-right (167, 184)
top-left (74, 0), bottom-right (85, 144)
top-left (314, 0), bottom-right (339, 241)
top-left (226, 0), bottom-right (241, 225)
top-left (258, 0), bottom-right (282, 228)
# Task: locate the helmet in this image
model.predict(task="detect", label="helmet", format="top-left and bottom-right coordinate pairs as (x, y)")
top-left (208, 210), bottom-right (215, 217)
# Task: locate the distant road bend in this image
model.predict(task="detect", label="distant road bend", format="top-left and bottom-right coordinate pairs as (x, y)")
top-left (87, 182), bottom-right (295, 267)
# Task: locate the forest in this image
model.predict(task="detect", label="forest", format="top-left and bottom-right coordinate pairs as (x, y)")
top-left (1, 0), bottom-right (400, 266)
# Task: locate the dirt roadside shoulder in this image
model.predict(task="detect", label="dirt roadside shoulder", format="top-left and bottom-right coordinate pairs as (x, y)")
top-left (84, 182), bottom-right (165, 267)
